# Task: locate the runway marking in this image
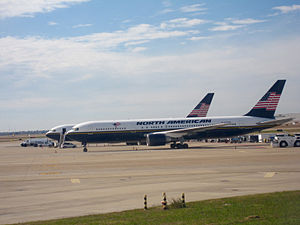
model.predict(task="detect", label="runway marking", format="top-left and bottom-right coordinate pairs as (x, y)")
top-left (39, 172), bottom-right (61, 175)
top-left (71, 179), bottom-right (80, 184)
top-left (264, 172), bottom-right (276, 178)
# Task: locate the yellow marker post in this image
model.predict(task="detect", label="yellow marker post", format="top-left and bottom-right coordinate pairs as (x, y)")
top-left (161, 192), bottom-right (167, 210)
top-left (182, 193), bottom-right (186, 208)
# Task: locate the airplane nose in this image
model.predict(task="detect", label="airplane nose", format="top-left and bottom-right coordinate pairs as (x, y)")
top-left (45, 131), bottom-right (51, 138)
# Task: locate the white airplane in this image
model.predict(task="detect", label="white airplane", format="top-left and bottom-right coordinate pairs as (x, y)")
top-left (66, 80), bottom-right (290, 152)
top-left (45, 124), bottom-right (74, 147)
top-left (46, 93), bottom-right (214, 146)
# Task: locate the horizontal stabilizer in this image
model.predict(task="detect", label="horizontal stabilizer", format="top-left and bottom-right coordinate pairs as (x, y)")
top-left (256, 117), bottom-right (293, 126)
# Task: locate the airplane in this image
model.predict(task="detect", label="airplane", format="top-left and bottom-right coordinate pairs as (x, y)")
top-left (46, 93), bottom-right (214, 146)
top-left (45, 124), bottom-right (75, 147)
top-left (66, 80), bottom-right (291, 152)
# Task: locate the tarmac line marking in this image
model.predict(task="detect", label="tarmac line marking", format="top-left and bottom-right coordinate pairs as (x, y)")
top-left (39, 172), bottom-right (61, 175)
top-left (264, 172), bottom-right (276, 178)
top-left (71, 179), bottom-right (80, 184)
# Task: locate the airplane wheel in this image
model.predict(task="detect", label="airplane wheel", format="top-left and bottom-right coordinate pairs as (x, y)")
top-left (170, 143), bottom-right (176, 149)
top-left (183, 143), bottom-right (188, 149)
top-left (83, 147), bottom-right (88, 152)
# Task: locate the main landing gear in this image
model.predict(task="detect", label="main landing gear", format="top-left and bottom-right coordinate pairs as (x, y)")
top-left (170, 142), bottom-right (189, 149)
top-left (82, 142), bottom-right (88, 152)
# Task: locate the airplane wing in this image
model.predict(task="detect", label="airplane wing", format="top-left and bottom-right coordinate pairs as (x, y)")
top-left (150, 123), bottom-right (229, 138)
top-left (257, 118), bottom-right (293, 126)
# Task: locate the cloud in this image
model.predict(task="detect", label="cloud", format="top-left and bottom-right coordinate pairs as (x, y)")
top-left (122, 19), bottom-right (131, 24)
top-left (0, 0), bottom-right (90, 19)
top-left (231, 18), bottom-right (266, 25)
top-left (0, 97), bottom-right (55, 110)
top-left (70, 73), bottom-right (94, 82)
top-left (210, 18), bottom-right (265, 31)
top-left (159, 8), bottom-right (175, 14)
top-left (188, 36), bottom-right (210, 41)
top-left (210, 23), bottom-right (244, 31)
top-left (72, 24), bottom-right (190, 49)
top-left (131, 47), bottom-right (147, 53)
top-left (72, 23), bottom-right (92, 28)
top-left (48, 21), bottom-right (58, 26)
top-left (272, 5), bottom-right (300, 14)
top-left (1, 35), bottom-right (300, 130)
top-left (180, 4), bottom-right (206, 13)
top-left (160, 18), bottom-right (207, 29)
top-left (0, 23), bottom-right (192, 82)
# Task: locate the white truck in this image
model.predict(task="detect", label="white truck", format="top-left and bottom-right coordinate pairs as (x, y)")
top-left (20, 138), bottom-right (54, 147)
top-left (271, 134), bottom-right (300, 148)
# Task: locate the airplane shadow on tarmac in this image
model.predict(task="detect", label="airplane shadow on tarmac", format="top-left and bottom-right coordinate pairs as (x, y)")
top-left (85, 143), bottom-right (268, 153)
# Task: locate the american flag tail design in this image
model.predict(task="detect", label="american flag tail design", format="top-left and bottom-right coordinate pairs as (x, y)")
top-left (244, 80), bottom-right (286, 119)
top-left (187, 93), bottom-right (214, 118)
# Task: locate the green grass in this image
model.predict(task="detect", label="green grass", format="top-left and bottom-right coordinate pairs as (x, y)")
top-left (17, 191), bottom-right (300, 225)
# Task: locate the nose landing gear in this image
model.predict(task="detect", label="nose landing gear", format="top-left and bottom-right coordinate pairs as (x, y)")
top-left (82, 142), bottom-right (88, 152)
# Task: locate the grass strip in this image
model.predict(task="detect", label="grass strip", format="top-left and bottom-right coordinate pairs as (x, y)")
top-left (16, 190), bottom-right (300, 225)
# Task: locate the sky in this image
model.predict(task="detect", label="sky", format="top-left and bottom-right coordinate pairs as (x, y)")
top-left (0, 0), bottom-right (300, 131)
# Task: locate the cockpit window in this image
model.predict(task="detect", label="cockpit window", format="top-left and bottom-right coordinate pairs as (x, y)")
top-left (75, 128), bottom-right (79, 131)
top-left (52, 129), bottom-right (56, 132)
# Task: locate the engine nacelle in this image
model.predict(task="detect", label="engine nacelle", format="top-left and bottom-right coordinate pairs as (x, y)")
top-left (146, 133), bottom-right (170, 146)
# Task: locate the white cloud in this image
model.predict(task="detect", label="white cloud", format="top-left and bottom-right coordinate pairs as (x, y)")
top-left (210, 23), bottom-right (244, 31)
top-left (0, 97), bottom-right (55, 110)
top-left (72, 23), bottom-right (92, 28)
top-left (189, 36), bottom-right (210, 41)
top-left (131, 47), bottom-right (147, 53)
top-left (72, 24), bottom-right (190, 49)
top-left (1, 35), bottom-right (300, 130)
top-left (159, 8), bottom-right (174, 14)
top-left (231, 18), bottom-right (266, 25)
top-left (122, 19), bottom-right (131, 24)
top-left (124, 40), bottom-right (149, 47)
top-left (180, 4), bottom-right (206, 13)
top-left (273, 5), bottom-right (300, 14)
top-left (70, 73), bottom-right (94, 82)
top-left (160, 18), bottom-right (207, 29)
top-left (48, 21), bottom-right (58, 26)
top-left (210, 17), bottom-right (264, 32)
top-left (0, 24), bottom-right (190, 82)
top-left (0, 0), bottom-right (90, 19)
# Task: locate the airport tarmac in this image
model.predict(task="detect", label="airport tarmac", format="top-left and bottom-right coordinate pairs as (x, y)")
top-left (0, 141), bottom-right (300, 224)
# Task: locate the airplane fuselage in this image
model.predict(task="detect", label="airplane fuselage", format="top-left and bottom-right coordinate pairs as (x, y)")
top-left (66, 116), bottom-right (273, 144)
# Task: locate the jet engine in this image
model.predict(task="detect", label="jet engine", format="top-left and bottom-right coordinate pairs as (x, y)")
top-left (146, 133), bottom-right (170, 146)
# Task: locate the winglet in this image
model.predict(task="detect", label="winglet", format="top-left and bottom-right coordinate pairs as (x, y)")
top-left (244, 80), bottom-right (286, 119)
top-left (187, 93), bottom-right (214, 117)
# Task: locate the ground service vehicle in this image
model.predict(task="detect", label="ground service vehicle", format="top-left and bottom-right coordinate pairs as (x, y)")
top-left (271, 134), bottom-right (300, 148)
top-left (20, 138), bottom-right (54, 147)
top-left (62, 142), bottom-right (77, 148)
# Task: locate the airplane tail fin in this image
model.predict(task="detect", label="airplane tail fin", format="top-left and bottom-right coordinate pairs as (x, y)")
top-left (244, 80), bottom-right (286, 119)
top-left (187, 93), bottom-right (214, 117)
